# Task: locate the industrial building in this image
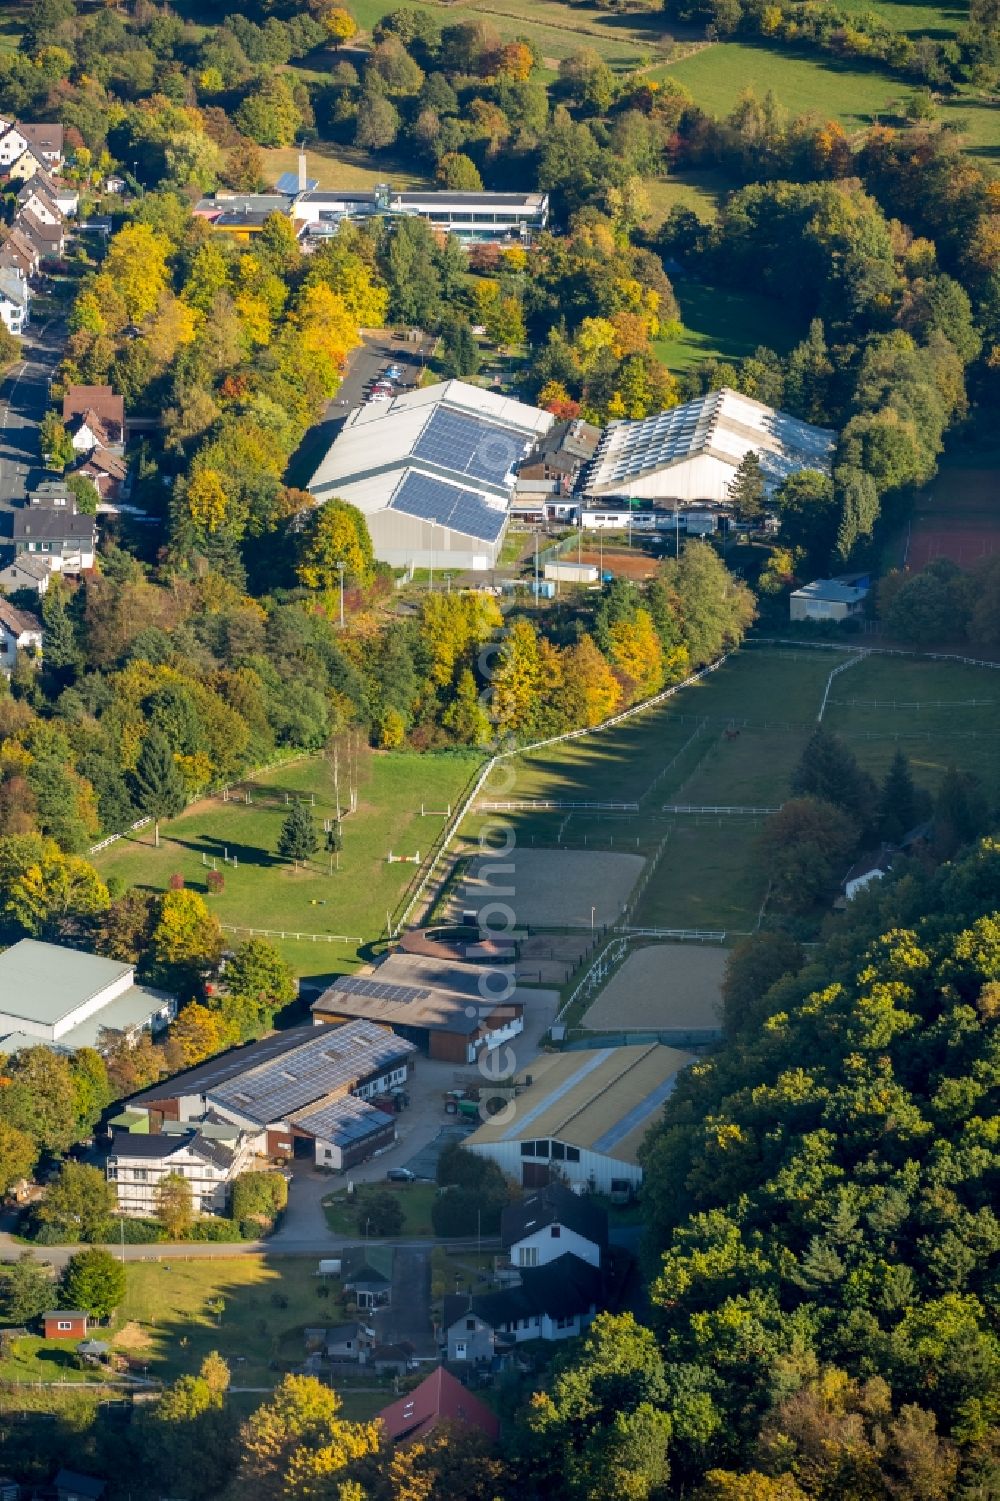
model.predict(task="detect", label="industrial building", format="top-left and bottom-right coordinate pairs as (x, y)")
top-left (583, 388), bottom-right (835, 504)
top-left (0, 939), bottom-right (176, 1054)
top-left (465, 1042), bottom-right (693, 1194)
top-left (307, 380), bottom-right (552, 572)
top-left (312, 953), bottom-right (526, 1065)
top-left (124, 1019), bottom-right (417, 1170)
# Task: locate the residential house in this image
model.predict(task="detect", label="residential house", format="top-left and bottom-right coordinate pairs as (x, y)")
top-left (342, 1245), bottom-right (393, 1310)
top-left (0, 265), bottom-right (29, 335)
top-left (377, 1365), bottom-right (501, 1446)
top-left (0, 124), bottom-right (30, 168)
top-left (44, 1310), bottom-right (89, 1340)
top-left (370, 1342), bottom-right (413, 1376)
top-left (14, 485), bottom-right (98, 572)
top-left (0, 596), bottom-right (43, 670)
top-left (63, 385), bottom-right (126, 450)
top-left (442, 1252), bottom-right (605, 1362)
top-left (842, 848), bottom-right (894, 903)
top-left (0, 553), bottom-right (51, 597)
top-left (0, 224), bottom-right (41, 280)
top-left (323, 1321), bottom-right (376, 1362)
top-left (15, 176), bottom-right (62, 226)
top-left (19, 207), bottom-right (65, 262)
top-left (501, 1182), bottom-right (608, 1272)
top-left (54, 1470), bottom-right (106, 1501)
top-left (19, 122), bottom-right (64, 169)
top-left (68, 409), bottom-right (115, 456)
top-left (77, 445), bottom-right (129, 503)
top-left (790, 575), bottom-right (870, 623)
top-left (107, 1123), bottom-right (258, 1217)
top-left (6, 146), bottom-right (48, 185)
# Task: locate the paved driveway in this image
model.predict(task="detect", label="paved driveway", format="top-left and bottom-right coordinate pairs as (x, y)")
top-left (0, 317), bottom-right (64, 535)
top-left (374, 1245), bottom-right (435, 1357)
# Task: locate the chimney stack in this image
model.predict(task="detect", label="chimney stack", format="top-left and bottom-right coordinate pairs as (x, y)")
top-left (298, 150), bottom-right (307, 194)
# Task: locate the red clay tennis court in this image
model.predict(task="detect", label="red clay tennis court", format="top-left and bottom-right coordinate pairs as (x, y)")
top-left (906, 466), bottom-right (999, 570)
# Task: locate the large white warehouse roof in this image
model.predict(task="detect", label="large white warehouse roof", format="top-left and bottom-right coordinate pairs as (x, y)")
top-left (584, 387), bottom-right (835, 500)
top-left (307, 380), bottom-right (552, 569)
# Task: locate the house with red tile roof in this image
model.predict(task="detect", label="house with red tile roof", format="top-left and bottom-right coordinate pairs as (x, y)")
top-left (377, 1365), bottom-right (500, 1447)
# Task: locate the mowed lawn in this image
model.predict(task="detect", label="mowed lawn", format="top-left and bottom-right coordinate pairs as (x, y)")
top-left (655, 278), bottom-right (801, 372)
top-left (645, 169), bottom-right (730, 228)
top-left (0, 1259), bottom-right (348, 1389)
top-left (261, 142), bottom-right (431, 193)
top-left (823, 656), bottom-right (1000, 798)
top-left (94, 751), bottom-right (480, 974)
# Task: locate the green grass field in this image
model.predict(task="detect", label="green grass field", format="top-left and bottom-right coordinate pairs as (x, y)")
top-left (835, 0), bottom-right (965, 38)
top-left (94, 751), bottom-right (480, 977)
top-left (646, 169), bottom-right (730, 228)
top-left (324, 1182), bottom-right (436, 1237)
top-left (347, 0), bottom-right (677, 67)
top-left (262, 142), bottom-right (431, 194)
top-left (0, 1258), bottom-right (356, 1389)
top-left (464, 647), bottom-right (1000, 931)
top-left (653, 42), bottom-right (1000, 162)
top-left (655, 278), bottom-right (800, 372)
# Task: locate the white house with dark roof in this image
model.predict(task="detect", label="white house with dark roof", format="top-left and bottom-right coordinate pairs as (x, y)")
top-left (107, 1122), bottom-right (258, 1216)
top-left (0, 265), bottom-right (29, 334)
top-left (14, 484), bottom-right (98, 572)
top-left (501, 1182), bottom-right (608, 1271)
top-left (0, 596), bottom-right (42, 670)
top-left (307, 380), bottom-right (552, 571)
top-left (0, 939), bottom-right (176, 1053)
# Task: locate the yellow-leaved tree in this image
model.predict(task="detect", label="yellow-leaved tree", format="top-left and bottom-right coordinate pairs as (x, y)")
top-left (297, 499), bottom-right (375, 593)
top-left (185, 469), bottom-right (230, 535)
top-left (103, 223), bottom-right (171, 323)
top-left (240, 1374), bottom-right (381, 1501)
top-left (607, 608), bottom-right (664, 702)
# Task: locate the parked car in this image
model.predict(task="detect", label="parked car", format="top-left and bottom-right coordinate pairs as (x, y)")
top-left (384, 364), bottom-right (402, 380)
top-left (386, 1167), bottom-right (415, 1182)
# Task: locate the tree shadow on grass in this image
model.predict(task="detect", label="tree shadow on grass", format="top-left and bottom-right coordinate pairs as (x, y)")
top-left (169, 836), bottom-right (285, 871)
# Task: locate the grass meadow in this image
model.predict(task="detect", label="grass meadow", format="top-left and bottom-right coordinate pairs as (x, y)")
top-left (464, 647), bottom-right (1000, 933)
top-left (654, 278), bottom-right (801, 372)
top-left (93, 751), bottom-right (480, 978)
top-left (0, 1258), bottom-right (390, 1397)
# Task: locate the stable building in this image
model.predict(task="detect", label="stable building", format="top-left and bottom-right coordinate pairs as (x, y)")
top-left (312, 953), bottom-right (526, 1065)
top-left (124, 1019), bottom-right (417, 1170)
top-left (307, 380), bottom-right (552, 572)
top-left (583, 388), bottom-right (835, 504)
top-left (0, 939), bottom-right (176, 1054)
top-left (465, 1042), bottom-right (693, 1195)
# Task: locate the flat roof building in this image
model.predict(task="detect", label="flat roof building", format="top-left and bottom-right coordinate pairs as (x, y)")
top-left (307, 380), bottom-right (552, 572)
top-left (584, 388), bottom-right (835, 504)
top-left (465, 1042), bottom-right (693, 1195)
top-left (0, 939), bottom-right (176, 1053)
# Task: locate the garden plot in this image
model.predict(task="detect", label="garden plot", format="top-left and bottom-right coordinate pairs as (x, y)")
top-left (581, 943), bottom-right (726, 1032)
top-left (457, 849), bottom-right (645, 929)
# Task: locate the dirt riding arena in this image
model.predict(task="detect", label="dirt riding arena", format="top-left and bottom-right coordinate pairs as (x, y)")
top-left (457, 849), bottom-right (644, 928)
top-left (906, 468), bottom-right (1000, 570)
top-left (581, 943), bottom-right (726, 1031)
top-left (579, 548), bottom-right (661, 581)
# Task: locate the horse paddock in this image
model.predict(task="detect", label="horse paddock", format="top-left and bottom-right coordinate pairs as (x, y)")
top-left (581, 943), bottom-right (726, 1031)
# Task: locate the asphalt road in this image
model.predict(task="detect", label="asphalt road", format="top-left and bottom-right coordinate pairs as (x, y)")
top-left (0, 315), bottom-right (64, 539)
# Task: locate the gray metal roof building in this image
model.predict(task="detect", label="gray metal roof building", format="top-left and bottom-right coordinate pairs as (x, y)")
top-left (307, 380), bottom-right (552, 572)
top-left (0, 939), bottom-right (176, 1052)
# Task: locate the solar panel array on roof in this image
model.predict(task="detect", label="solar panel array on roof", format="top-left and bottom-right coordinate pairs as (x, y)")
top-left (207, 1019), bottom-right (415, 1125)
top-left (590, 400), bottom-right (717, 486)
top-left (335, 975), bottom-right (432, 1006)
top-left (291, 1095), bottom-right (394, 1147)
top-left (413, 407), bottom-right (525, 486)
top-left (390, 472), bottom-right (507, 543)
